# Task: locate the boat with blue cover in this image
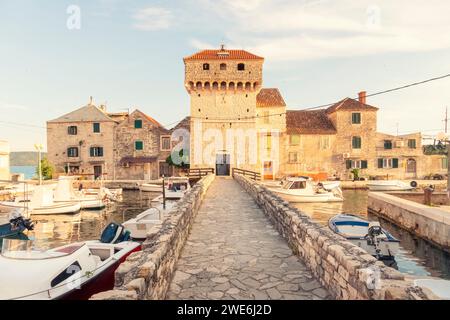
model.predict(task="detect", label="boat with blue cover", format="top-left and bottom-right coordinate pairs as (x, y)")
top-left (329, 214), bottom-right (399, 259)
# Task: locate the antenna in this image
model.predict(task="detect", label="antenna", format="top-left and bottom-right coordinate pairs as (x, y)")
top-left (446, 107), bottom-right (448, 134)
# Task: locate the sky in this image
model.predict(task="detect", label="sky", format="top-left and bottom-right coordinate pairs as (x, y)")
top-left (1, 0), bottom-right (450, 151)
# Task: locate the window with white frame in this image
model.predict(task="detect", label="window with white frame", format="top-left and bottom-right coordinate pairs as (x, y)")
top-left (319, 136), bottom-right (330, 150)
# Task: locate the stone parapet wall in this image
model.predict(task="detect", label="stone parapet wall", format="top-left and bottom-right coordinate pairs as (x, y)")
top-left (368, 192), bottom-right (450, 252)
top-left (234, 174), bottom-right (436, 300)
top-left (90, 174), bottom-right (215, 300)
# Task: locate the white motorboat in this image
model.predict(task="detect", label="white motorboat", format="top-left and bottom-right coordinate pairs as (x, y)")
top-left (83, 187), bottom-right (122, 202)
top-left (414, 279), bottom-right (450, 300)
top-left (0, 185), bottom-right (81, 215)
top-left (263, 176), bottom-right (341, 191)
top-left (164, 178), bottom-right (191, 200)
top-left (269, 177), bottom-right (344, 203)
top-left (140, 183), bottom-right (164, 193)
top-left (367, 180), bottom-right (417, 191)
top-left (123, 202), bottom-right (176, 240)
top-left (329, 214), bottom-right (399, 259)
top-left (0, 223), bottom-right (141, 300)
top-left (54, 177), bottom-right (105, 210)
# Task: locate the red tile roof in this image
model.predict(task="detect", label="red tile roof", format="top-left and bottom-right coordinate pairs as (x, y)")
top-left (326, 97), bottom-right (378, 114)
top-left (286, 110), bottom-right (337, 135)
top-left (257, 88), bottom-right (286, 107)
top-left (184, 49), bottom-right (264, 61)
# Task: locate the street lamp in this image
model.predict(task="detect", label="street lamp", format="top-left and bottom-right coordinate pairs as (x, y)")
top-left (436, 132), bottom-right (450, 195)
top-left (34, 143), bottom-right (43, 185)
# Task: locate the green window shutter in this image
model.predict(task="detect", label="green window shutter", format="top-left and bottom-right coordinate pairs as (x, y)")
top-left (90, 147), bottom-right (94, 157)
top-left (135, 141), bottom-right (143, 150)
top-left (361, 160), bottom-right (368, 169)
top-left (134, 120), bottom-right (142, 129)
top-left (352, 137), bottom-right (361, 149)
top-left (378, 158), bottom-right (384, 169)
top-left (352, 113), bottom-right (361, 124)
top-left (392, 158), bottom-right (399, 168)
top-left (346, 160), bottom-right (352, 169)
top-left (384, 140), bottom-right (392, 149)
top-left (408, 139), bottom-right (416, 149)
top-left (93, 123), bottom-right (100, 133)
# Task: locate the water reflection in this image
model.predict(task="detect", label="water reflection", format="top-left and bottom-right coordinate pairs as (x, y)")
top-left (291, 190), bottom-right (450, 280)
top-left (25, 190), bottom-right (159, 249)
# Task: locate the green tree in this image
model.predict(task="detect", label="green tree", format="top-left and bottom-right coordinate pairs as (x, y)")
top-left (166, 149), bottom-right (189, 169)
top-left (36, 157), bottom-right (54, 180)
top-left (351, 168), bottom-right (360, 181)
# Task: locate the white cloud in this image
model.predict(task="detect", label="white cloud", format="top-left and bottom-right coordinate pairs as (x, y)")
top-left (132, 7), bottom-right (173, 31)
top-left (196, 0), bottom-right (450, 61)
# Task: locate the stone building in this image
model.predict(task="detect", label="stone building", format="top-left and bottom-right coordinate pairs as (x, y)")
top-left (47, 101), bottom-right (125, 179)
top-left (0, 140), bottom-right (10, 181)
top-left (184, 46), bottom-right (444, 180)
top-left (115, 109), bottom-right (174, 180)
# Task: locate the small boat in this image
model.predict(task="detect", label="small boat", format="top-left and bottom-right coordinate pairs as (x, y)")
top-left (269, 177), bottom-right (343, 203)
top-left (54, 177), bottom-right (105, 210)
top-left (140, 183), bottom-right (164, 193)
top-left (0, 223), bottom-right (141, 300)
top-left (164, 178), bottom-right (191, 200)
top-left (329, 214), bottom-right (399, 259)
top-left (414, 279), bottom-right (450, 300)
top-left (263, 176), bottom-right (341, 191)
top-left (0, 209), bottom-right (34, 239)
top-left (0, 185), bottom-right (81, 215)
top-left (367, 180), bottom-right (417, 191)
top-left (123, 202), bottom-right (175, 240)
top-left (83, 187), bottom-right (122, 202)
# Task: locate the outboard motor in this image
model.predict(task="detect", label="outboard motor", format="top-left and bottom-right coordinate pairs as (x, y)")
top-left (100, 223), bottom-right (131, 244)
top-left (8, 209), bottom-right (35, 231)
top-left (366, 221), bottom-right (386, 259)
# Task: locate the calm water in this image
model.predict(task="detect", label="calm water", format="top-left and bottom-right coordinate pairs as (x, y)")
top-left (11, 189), bottom-right (450, 280)
top-left (10, 166), bottom-right (36, 180)
top-left (23, 191), bottom-right (161, 249)
top-left (293, 190), bottom-right (450, 280)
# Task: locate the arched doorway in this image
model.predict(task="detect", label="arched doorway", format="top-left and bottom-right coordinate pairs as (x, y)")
top-left (406, 158), bottom-right (417, 178)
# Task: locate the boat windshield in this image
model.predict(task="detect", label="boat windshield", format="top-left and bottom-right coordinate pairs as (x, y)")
top-left (288, 181), bottom-right (307, 190)
top-left (1, 239), bottom-right (80, 260)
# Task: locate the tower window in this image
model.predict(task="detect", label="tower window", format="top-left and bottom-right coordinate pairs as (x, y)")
top-left (203, 63), bottom-right (210, 70)
top-left (220, 63), bottom-right (227, 70)
top-left (237, 63), bottom-right (245, 71)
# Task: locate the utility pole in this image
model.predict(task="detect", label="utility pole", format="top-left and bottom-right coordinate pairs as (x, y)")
top-left (34, 143), bottom-right (43, 185)
top-left (446, 107), bottom-right (448, 134)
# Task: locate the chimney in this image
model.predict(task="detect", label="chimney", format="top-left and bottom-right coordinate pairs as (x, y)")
top-left (358, 91), bottom-right (366, 104)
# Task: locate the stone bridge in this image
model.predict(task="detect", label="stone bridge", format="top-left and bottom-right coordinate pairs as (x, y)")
top-left (92, 174), bottom-right (436, 301)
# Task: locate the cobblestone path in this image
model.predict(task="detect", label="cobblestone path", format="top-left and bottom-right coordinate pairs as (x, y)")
top-left (167, 178), bottom-right (329, 300)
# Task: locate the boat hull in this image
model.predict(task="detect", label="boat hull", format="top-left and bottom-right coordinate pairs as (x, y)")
top-left (271, 189), bottom-right (343, 203)
top-left (140, 184), bottom-right (163, 193)
top-left (0, 223), bottom-right (26, 239)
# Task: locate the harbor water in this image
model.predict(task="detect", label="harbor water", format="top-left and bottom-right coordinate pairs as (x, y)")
top-left (9, 189), bottom-right (450, 280)
top-left (293, 190), bottom-right (450, 280)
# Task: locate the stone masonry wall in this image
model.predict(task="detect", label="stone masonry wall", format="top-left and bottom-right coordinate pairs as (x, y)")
top-left (90, 174), bottom-right (215, 300)
top-left (234, 174), bottom-right (436, 300)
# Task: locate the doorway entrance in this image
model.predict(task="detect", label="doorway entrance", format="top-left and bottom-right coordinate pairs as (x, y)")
top-left (93, 165), bottom-right (102, 180)
top-left (263, 161), bottom-right (274, 180)
top-left (216, 153), bottom-right (230, 176)
top-left (406, 158), bottom-right (417, 177)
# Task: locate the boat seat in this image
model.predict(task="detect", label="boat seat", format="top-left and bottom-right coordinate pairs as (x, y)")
top-left (89, 247), bottom-right (113, 261)
top-left (91, 254), bottom-right (102, 266)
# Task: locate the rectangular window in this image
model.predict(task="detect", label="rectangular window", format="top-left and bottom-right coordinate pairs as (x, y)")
top-left (288, 152), bottom-right (298, 164)
top-left (408, 139), bottom-right (416, 149)
top-left (290, 135), bottom-right (301, 145)
top-left (352, 136), bottom-right (362, 149)
top-left (135, 141), bottom-right (143, 150)
top-left (352, 113), bottom-right (361, 124)
top-left (93, 123), bottom-right (100, 133)
top-left (384, 140), bottom-right (393, 149)
top-left (442, 157), bottom-right (448, 169)
top-left (346, 160), bottom-right (367, 169)
top-left (134, 119), bottom-right (142, 129)
top-left (319, 136), bottom-right (330, 150)
top-left (161, 136), bottom-right (171, 151)
top-left (67, 147), bottom-right (79, 157)
top-left (90, 147), bottom-right (103, 157)
top-left (67, 126), bottom-right (77, 135)
top-left (378, 158), bottom-right (399, 169)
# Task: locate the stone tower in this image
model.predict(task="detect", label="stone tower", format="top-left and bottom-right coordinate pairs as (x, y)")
top-left (183, 46), bottom-right (265, 174)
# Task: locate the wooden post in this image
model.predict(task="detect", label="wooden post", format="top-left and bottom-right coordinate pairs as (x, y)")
top-left (162, 175), bottom-right (166, 210)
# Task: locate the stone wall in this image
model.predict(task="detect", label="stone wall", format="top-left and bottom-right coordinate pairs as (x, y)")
top-left (90, 174), bottom-right (215, 300)
top-left (234, 174), bottom-right (436, 300)
top-left (368, 192), bottom-right (450, 252)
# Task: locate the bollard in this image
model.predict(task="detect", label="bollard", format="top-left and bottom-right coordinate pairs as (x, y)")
top-left (424, 185), bottom-right (434, 206)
